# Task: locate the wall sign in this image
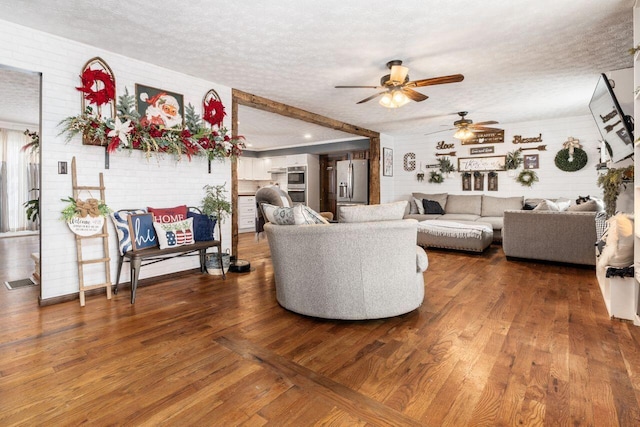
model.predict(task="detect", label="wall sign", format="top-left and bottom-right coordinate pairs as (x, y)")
top-left (458, 155), bottom-right (506, 172)
top-left (461, 130), bottom-right (504, 145)
top-left (470, 146), bottom-right (494, 155)
top-left (524, 154), bottom-right (539, 169)
top-left (513, 133), bottom-right (543, 144)
top-left (435, 151), bottom-right (456, 157)
top-left (436, 141), bottom-right (455, 150)
top-left (403, 152), bottom-right (416, 171)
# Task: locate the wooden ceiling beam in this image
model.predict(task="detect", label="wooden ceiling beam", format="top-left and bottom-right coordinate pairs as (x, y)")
top-left (232, 89), bottom-right (379, 139)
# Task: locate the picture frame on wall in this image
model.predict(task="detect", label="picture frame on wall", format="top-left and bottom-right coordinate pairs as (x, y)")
top-left (524, 154), bottom-right (539, 169)
top-left (383, 147), bottom-right (393, 176)
top-left (462, 172), bottom-right (471, 191)
top-left (488, 171), bottom-right (498, 191)
top-left (473, 172), bottom-right (484, 191)
top-left (135, 84), bottom-right (184, 129)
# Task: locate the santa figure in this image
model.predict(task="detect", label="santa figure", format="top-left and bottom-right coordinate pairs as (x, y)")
top-left (139, 92), bottom-right (182, 128)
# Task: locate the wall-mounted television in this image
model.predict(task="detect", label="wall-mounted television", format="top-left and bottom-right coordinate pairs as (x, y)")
top-left (589, 73), bottom-right (634, 164)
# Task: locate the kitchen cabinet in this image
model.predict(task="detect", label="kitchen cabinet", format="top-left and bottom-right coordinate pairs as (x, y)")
top-left (286, 154), bottom-right (309, 166)
top-left (238, 196), bottom-right (256, 233)
top-left (238, 157), bottom-right (253, 180)
top-left (253, 158), bottom-right (271, 180)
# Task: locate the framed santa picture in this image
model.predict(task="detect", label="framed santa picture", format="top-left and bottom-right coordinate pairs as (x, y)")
top-left (135, 84), bottom-right (184, 129)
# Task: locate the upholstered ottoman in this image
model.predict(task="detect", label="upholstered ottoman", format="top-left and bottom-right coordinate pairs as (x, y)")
top-left (417, 219), bottom-right (493, 252)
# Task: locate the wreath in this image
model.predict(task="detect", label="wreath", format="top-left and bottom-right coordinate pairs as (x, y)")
top-left (516, 169), bottom-right (539, 187)
top-left (203, 98), bottom-right (226, 127)
top-left (429, 171), bottom-right (444, 183)
top-left (554, 147), bottom-right (588, 172)
top-left (76, 68), bottom-right (115, 106)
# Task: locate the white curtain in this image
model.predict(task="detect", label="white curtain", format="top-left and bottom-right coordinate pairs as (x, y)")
top-left (0, 128), bottom-right (39, 232)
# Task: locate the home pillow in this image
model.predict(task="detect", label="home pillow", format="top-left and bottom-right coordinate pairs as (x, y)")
top-left (422, 199), bottom-right (445, 214)
top-left (533, 199), bottom-right (559, 211)
top-left (413, 197), bottom-right (425, 214)
top-left (152, 217), bottom-right (195, 250)
top-left (147, 205), bottom-right (188, 223)
top-left (187, 211), bottom-right (217, 241)
top-left (110, 209), bottom-right (147, 255)
top-left (339, 201), bottom-right (408, 223)
top-left (598, 213), bottom-right (634, 268)
top-left (293, 205), bottom-right (330, 225)
top-left (261, 203), bottom-right (296, 225)
top-left (413, 192), bottom-right (448, 211)
top-left (567, 199), bottom-right (600, 212)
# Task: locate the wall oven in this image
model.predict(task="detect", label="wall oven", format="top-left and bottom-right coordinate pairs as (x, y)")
top-left (287, 166), bottom-right (306, 186)
top-left (287, 187), bottom-right (306, 204)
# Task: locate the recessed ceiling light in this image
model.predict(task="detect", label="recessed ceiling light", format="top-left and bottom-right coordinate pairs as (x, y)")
top-left (304, 134), bottom-right (312, 139)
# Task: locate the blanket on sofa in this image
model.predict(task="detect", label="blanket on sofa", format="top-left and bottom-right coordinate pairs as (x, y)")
top-left (417, 220), bottom-right (492, 239)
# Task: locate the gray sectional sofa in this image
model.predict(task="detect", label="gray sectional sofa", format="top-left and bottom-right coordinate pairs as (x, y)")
top-left (404, 192), bottom-right (524, 241)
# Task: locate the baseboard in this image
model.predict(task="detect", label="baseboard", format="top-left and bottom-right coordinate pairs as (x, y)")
top-left (38, 268), bottom-right (203, 306)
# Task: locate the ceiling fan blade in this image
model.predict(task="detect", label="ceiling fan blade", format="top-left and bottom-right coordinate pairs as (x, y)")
top-left (407, 74), bottom-right (465, 88)
top-left (335, 85), bottom-right (382, 89)
top-left (390, 65), bottom-right (409, 84)
top-left (356, 91), bottom-right (387, 104)
top-left (402, 88), bottom-right (428, 102)
top-left (425, 127), bottom-right (455, 136)
top-left (470, 126), bottom-right (502, 133)
top-left (472, 120), bottom-right (499, 126)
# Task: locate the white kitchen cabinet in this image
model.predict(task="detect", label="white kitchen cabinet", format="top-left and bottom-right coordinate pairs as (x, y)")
top-left (238, 157), bottom-right (253, 180)
top-left (253, 158), bottom-right (271, 180)
top-left (238, 196), bottom-right (256, 233)
top-left (286, 154), bottom-right (309, 166)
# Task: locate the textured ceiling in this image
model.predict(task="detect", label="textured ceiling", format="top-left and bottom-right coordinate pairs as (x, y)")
top-left (0, 0), bottom-right (634, 149)
top-left (0, 68), bottom-right (40, 126)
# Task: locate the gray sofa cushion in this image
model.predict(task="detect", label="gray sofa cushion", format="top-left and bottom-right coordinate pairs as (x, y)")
top-left (340, 201), bottom-right (408, 223)
top-left (481, 195), bottom-right (523, 217)
top-left (404, 213), bottom-right (443, 221)
top-left (478, 216), bottom-right (504, 230)
top-left (439, 213), bottom-right (481, 221)
top-left (445, 194), bottom-right (482, 215)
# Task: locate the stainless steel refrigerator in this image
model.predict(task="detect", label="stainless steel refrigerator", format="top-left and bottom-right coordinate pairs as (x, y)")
top-left (336, 159), bottom-right (369, 219)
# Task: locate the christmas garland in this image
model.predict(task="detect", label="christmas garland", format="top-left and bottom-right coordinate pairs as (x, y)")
top-left (76, 68), bottom-right (115, 106)
top-left (554, 147), bottom-right (587, 172)
top-left (429, 171), bottom-right (444, 183)
top-left (516, 169), bottom-right (538, 187)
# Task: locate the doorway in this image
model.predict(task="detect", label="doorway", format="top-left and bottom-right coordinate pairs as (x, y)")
top-left (0, 65), bottom-right (42, 298)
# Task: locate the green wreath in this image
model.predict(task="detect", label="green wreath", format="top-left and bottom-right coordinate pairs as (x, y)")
top-left (516, 169), bottom-right (538, 187)
top-left (554, 148), bottom-right (588, 172)
top-left (429, 171), bottom-right (444, 183)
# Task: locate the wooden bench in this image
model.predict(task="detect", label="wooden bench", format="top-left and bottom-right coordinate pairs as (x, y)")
top-left (113, 208), bottom-right (225, 303)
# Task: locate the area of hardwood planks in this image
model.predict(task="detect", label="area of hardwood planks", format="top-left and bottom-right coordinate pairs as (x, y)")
top-left (1, 234), bottom-right (640, 425)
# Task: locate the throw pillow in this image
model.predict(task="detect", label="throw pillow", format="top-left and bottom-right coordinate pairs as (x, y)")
top-left (408, 198), bottom-right (419, 215)
top-left (147, 205), bottom-right (188, 223)
top-left (598, 213), bottom-right (634, 268)
top-left (413, 193), bottom-right (448, 211)
top-left (110, 209), bottom-right (147, 255)
top-left (533, 199), bottom-right (559, 211)
top-left (522, 203), bottom-right (536, 210)
top-left (293, 205), bottom-right (330, 225)
top-left (262, 203), bottom-right (296, 225)
top-left (422, 199), bottom-right (445, 214)
top-left (152, 217), bottom-right (195, 250)
top-left (187, 211), bottom-right (217, 241)
top-left (567, 200), bottom-right (600, 212)
top-left (339, 201), bottom-right (407, 223)
top-left (413, 197), bottom-right (425, 214)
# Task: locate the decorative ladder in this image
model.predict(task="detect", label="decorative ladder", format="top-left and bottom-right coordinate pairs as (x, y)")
top-left (71, 157), bottom-right (112, 306)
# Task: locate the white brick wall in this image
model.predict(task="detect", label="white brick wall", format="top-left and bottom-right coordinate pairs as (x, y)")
top-left (391, 115), bottom-right (606, 204)
top-left (1, 20), bottom-right (232, 300)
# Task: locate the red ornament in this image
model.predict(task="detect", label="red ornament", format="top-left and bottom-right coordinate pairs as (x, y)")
top-left (76, 68), bottom-right (115, 106)
top-left (203, 98), bottom-right (226, 127)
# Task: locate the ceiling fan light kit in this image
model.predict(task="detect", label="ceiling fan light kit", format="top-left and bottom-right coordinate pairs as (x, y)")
top-left (335, 59), bottom-right (463, 109)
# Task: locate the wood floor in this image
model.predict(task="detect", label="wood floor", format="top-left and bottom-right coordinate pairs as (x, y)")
top-left (1, 234), bottom-right (640, 426)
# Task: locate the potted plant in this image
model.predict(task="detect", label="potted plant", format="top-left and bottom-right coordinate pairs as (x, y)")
top-left (597, 165), bottom-right (634, 217)
top-left (201, 182), bottom-right (232, 274)
top-left (505, 148), bottom-right (523, 171)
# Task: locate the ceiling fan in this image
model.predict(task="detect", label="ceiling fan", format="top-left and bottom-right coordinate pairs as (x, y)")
top-left (335, 60), bottom-right (464, 108)
top-left (426, 111), bottom-right (500, 140)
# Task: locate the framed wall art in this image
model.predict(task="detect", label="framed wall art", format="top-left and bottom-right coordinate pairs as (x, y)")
top-left (524, 154), bottom-right (539, 169)
top-left (473, 172), bottom-right (484, 191)
top-left (488, 171), bottom-right (498, 191)
top-left (383, 147), bottom-right (393, 176)
top-left (462, 172), bottom-right (471, 191)
top-left (458, 155), bottom-right (506, 172)
top-left (135, 84), bottom-right (184, 129)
